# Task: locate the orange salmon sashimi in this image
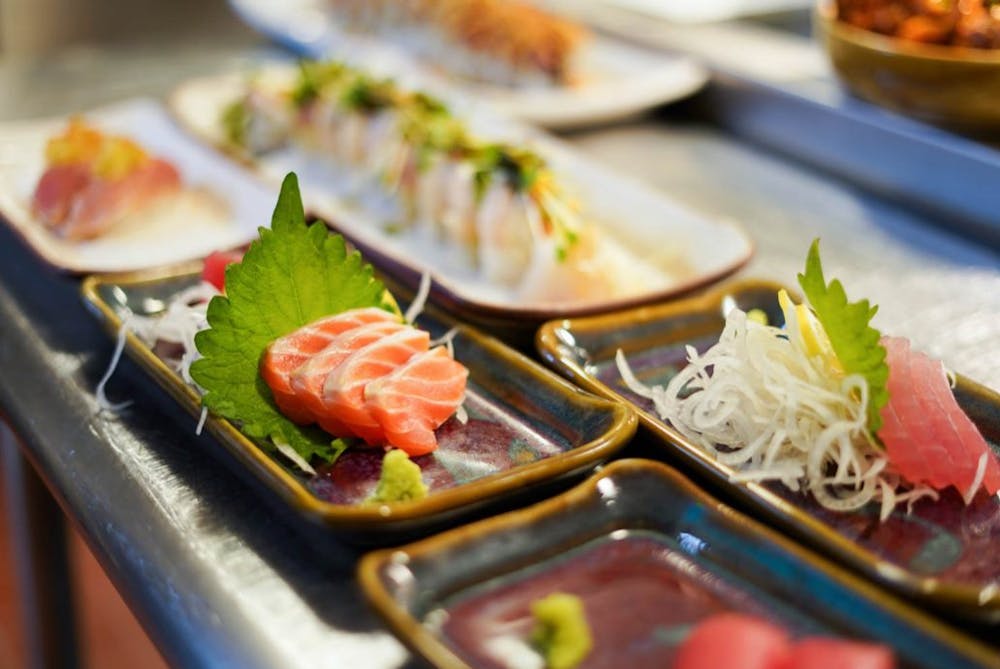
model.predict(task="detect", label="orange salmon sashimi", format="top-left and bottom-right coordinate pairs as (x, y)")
top-left (287, 319), bottom-right (407, 433)
top-left (260, 308), bottom-right (400, 424)
top-left (320, 327), bottom-right (431, 444)
top-left (879, 336), bottom-right (1000, 497)
top-left (366, 346), bottom-right (469, 456)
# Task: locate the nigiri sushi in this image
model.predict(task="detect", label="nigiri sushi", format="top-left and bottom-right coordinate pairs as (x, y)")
top-left (32, 119), bottom-right (181, 240)
top-left (327, 0), bottom-right (587, 87)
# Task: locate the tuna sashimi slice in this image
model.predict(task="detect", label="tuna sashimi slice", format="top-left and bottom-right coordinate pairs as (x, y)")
top-left (879, 336), bottom-right (1000, 497)
top-left (261, 309), bottom-right (399, 425)
top-left (32, 163), bottom-right (93, 227)
top-left (60, 158), bottom-right (181, 240)
top-left (787, 638), bottom-right (895, 669)
top-left (365, 346), bottom-right (469, 456)
top-left (322, 328), bottom-right (430, 444)
top-left (286, 319), bottom-right (405, 433)
top-left (673, 613), bottom-right (790, 669)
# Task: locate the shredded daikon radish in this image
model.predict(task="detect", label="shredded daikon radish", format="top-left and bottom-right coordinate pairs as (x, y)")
top-left (95, 316), bottom-right (135, 413)
top-left (274, 438), bottom-right (317, 476)
top-left (616, 307), bottom-right (914, 516)
top-left (963, 453), bottom-right (989, 505)
top-left (404, 271), bottom-right (432, 324)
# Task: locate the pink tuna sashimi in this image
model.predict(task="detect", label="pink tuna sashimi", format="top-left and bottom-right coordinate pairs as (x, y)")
top-left (286, 319), bottom-right (406, 434)
top-left (787, 638), bottom-right (895, 669)
top-left (365, 346), bottom-right (469, 456)
top-left (879, 336), bottom-right (1000, 497)
top-left (32, 163), bottom-right (93, 227)
top-left (261, 308), bottom-right (399, 425)
top-left (673, 613), bottom-right (790, 669)
top-left (60, 158), bottom-right (181, 240)
top-left (321, 327), bottom-right (430, 444)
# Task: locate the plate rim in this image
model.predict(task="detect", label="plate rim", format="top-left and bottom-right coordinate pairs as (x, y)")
top-left (535, 277), bottom-right (1000, 619)
top-left (358, 458), bottom-right (1000, 669)
top-left (80, 269), bottom-right (637, 532)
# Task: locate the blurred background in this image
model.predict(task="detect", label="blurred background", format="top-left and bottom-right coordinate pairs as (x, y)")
top-left (0, 0), bottom-right (251, 55)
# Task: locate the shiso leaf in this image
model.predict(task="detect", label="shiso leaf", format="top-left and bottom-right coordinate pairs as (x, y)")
top-left (797, 239), bottom-right (888, 436)
top-left (191, 173), bottom-right (400, 463)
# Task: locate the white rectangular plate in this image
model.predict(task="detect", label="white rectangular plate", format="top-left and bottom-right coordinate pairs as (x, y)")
top-left (0, 99), bottom-right (276, 273)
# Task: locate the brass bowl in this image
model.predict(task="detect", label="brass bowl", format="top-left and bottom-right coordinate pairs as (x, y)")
top-left (817, 0), bottom-right (1000, 131)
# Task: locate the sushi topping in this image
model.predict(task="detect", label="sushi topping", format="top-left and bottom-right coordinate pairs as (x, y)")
top-left (33, 118), bottom-right (181, 239)
top-left (223, 61), bottom-right (585, 270)
top-left (618, 240), bottom-right (1000, 515)
top-left (529, 593), bottom-right (592, 669)
top-left (368, 449), bottom-right (429, 504)
top-left (191, 173), bottom-right (399, 463)
top-left (674, 613), bottom-right (896, 669)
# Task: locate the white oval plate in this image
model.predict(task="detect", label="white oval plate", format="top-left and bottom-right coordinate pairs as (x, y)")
top-left (170, 70), bottom-right (753, 322)
top-left (0, 99), bottom-right (275, 273)
top-left (227, 0), bottom-right (709, 130)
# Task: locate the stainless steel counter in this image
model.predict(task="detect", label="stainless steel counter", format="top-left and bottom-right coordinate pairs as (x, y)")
top-left (1, 29), bottom-right (998, 669)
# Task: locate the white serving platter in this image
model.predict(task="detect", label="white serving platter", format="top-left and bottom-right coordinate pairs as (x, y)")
top-left (0, 99), bottom-right (275, 273)
top-left (228, 0), bottom-right (709, 130)
top-left (170, 69), bottom-right (753, 322)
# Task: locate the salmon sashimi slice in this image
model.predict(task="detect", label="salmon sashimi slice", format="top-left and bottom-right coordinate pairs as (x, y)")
top-left (287, 319), bottom-right (406, 433)
top-left (879, 336), bottom-right (1000, 497)
top-left (321, 327), bottom-right (430, 444)
top-left (32, 163), bottom-right (92, 227)
top-left (59, 158), bottom-right (181, 240)
top-left (260, 308), bottom-right (399, 424)
top-left (365, 346), bottom-right (468, 456)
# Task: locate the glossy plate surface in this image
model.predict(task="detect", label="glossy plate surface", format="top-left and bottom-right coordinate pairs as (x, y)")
top-left (81, 270), bottom-right (635, 536)
top-left (536, 279), bottom-right (1000, 622)
top-left (169, 70), bottom-right (752, 329)
top-left (0, 98), bottom-right (275, 273)
top-left (227, 0), bottom-right (709, 130)
top-left (359, 459), bottom-right (1000, 669)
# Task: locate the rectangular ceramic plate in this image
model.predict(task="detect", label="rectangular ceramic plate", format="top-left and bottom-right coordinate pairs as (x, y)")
top-left (227, 0), bottom-right (709, 130)
top-left (0, 98), bottom-right (276, 273)
top-left (359, 459), bottom-right (1000, 669)
top-left (81, 269), bottom-right (635, 538)
top-left (536, 279), bottom-right (1000, 622)
top-left (167, 68), bottom-right (752, 328)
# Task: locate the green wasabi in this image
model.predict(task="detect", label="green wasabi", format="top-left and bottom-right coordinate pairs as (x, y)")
top-left (530, 593), bottom-right (593, 669)
top-left (368, 449), bottom-right (428, 504)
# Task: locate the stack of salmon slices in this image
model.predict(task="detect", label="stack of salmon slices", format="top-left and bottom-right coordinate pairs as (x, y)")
top-left (260, 307), bottom-right (468, 456)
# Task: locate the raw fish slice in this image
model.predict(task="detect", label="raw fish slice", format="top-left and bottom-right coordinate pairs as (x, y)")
top-left (673, 613), bottom-right (790, 669)
top-left (475, 180), bottom-right (532, 285)
top-left (261, 308), bottom-right (399, 424)
top-left (60, 158), bottom-right (181, 240)
top-left (288, 319), bottom-right (406, 433)
top-left (879, 336), bottom-right (1000, 496)
top-left (322, 327), bottom-right (430, 444)
top-left (366, 346), bottom-right (468, 456)
top-left (788, 638), bottom-right (895, 669)
top-left (32, 163), bottom-right (92, 227)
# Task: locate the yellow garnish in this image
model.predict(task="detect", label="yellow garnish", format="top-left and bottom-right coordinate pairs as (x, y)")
top-left (747, 308), bottom-right (768, 325)
top-left (368, 449), bottom-right (428, 504)
top-left (93, 137), bottom-right (149, 180)
top-left (778, 289), bottom-right (843, 375)
top-left (530, 593), bottom-right (592, 669)
top-left (44, 118), bottom-right (103, 166)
